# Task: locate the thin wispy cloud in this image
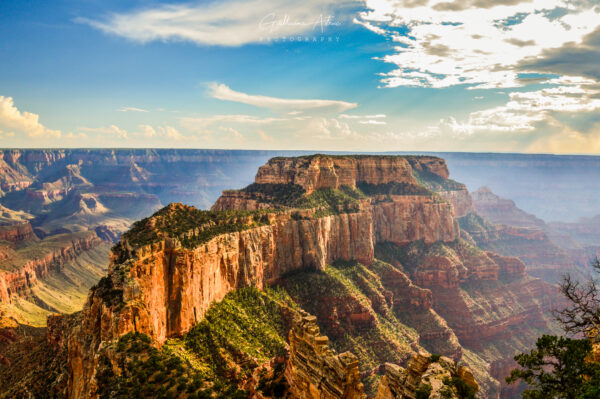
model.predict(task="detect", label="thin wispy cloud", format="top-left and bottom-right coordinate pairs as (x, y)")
top-left (209, 83), bottom-right (357, 113)
top-left (339, 113), bottom-right (386, 119)
top-left (77, 0), bottom-right (352, 47)
top-left (118, 106), bottom-right (149, 113)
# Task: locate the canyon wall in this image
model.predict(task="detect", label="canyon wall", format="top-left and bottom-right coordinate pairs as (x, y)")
top-left (0, 222), bottom-right (35, 244)
top-left (284, 312), bottom-right (366, 399)
top-left (253, 155), bottom-right (427, 194)
top-left (0, 233), bottom-right (101, 302)
top-left (63, 155), bottom-right (558, 398)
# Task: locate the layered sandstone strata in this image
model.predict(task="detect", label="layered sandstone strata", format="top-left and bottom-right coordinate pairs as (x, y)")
top-left (439, 189), bottom-right (473, 218)
top-left (0, 233), bottom-right (101, 302)
top-left (0, 222), bottom-right (35, 244)
top-left (61, 155), bottom-right (554, 399)
top-left (375, 353), bottom-right (478, 399)
top-left (284, 312), bottom-right (366, 399)
top-left (253, 155), bottom-right (421, 194)
top-left (371, 196), bottom-right (457, 245)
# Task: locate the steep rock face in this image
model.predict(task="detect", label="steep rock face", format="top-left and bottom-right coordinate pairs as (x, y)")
top-left (67, 209), bottom-right (375, 398)
top-left (472, 187), bottom-right (545, 229)
top-left (439, 189), bottom-right (473, 218)
top-left (0, 222), bottom-right (36, 244)
top-left (375, 353), bottom-right (478, 399)
top-left (0, 233), bottom-right (101, 302)
top-left (486, 252), bottom-right (526, 280)
top-left (77, 209), bottom-right (374, 343)
top-left (284, 312), bottom-right (366, 399)
top-left (254, 156), bottom-right (419, 194)
top-left (372, 196), bottom-right (457, 245)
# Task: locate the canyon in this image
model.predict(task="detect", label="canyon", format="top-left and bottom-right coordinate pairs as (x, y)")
top-left (0, 151), bottom-right (596, 399)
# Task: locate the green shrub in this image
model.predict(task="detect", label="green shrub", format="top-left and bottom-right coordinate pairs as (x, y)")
top-left (443, 376), bottom-right (477, 399)
top-left (416, 383), bottom-right (433, 399)
top-left (429, 354), bottom-right (442, 363)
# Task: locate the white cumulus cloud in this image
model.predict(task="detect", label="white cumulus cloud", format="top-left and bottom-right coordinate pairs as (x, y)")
top-left (357, 0), bottom-right (600, 89)
top-left (0, 96), bottom-right (61, 138)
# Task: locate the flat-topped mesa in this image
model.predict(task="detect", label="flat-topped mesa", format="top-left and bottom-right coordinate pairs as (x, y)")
top-left (213, 155), bottom-right (468, 245)
top-left (254, 155), bottom-right (445, 194)
top-left (66, 156), bottom-right (474, 398)
top-left (212, 154), bottom-right (472, 216)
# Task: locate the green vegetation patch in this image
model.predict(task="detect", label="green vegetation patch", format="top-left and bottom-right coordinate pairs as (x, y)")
top-left (357, 181), bottom-right (432, 197)
top-left (96, 332), bottom-right (248, 399)
top-left (457, 213), bottom-right (494, 235)
top-left (442, 376), bottom-right (478, 399)
top-left (411, 167), bottom-right (464, 192)
top-left (293, 186), bottom-right (365, 213)
top-left (416, 383), bottom-right (433, 399)
top-left (276, 260), bottom-right (418, 395)
top-left (375, 240), bottom-right (468, 275)
top-left (117, 203), bottom-right (275, 250)
top-left (240, 183), bottom-right (366, 214)
top-left (184, 287), bottom-right (291, 380)
top-left (238, 183), bottom-right (306, 205)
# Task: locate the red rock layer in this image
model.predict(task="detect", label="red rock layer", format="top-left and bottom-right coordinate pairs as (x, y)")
top-left (284, 312), bottom-right (366, 399)
top-left (439, 189), bottom-right (474, 218)
top-left (372, 196), bottom-right (457, 245)
top-left (254, 156), bottom-right (420, 194)
top-left (0, 233), bottom-right (101, 302)
top-left (0, 222), bottom-right (35, 244)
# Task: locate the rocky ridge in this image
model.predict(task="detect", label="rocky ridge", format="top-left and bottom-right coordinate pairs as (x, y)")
top-left (0, 232), bottom-right (102, 302)
top-left (1, 155), bottom-right (560, 399)
top-left (465, 190), bottom-right (580, 283)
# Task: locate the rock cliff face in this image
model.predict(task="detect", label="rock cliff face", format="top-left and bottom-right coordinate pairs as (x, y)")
top-left (284, 312), bottom-right (366, 399)
top-left (20, 154), bottom-right (554, 399)
top-left (253, 155), bottom-right (423, 194)
top-left (439, 189), bottom-right (473, 218)
top-left (472, 187), bottom-right (545, 229)
top-left (371, 196), bottom-right (457, 245)
top-left (0, 233), bottom-right (101, 302)
top-left (0, 222), bottom-right (36, 244)
top-left (375, 353), bottom-right (478, 399)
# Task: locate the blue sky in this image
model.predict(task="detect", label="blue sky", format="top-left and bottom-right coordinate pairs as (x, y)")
top-left (1, 0), bottom-right (600, 152)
